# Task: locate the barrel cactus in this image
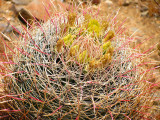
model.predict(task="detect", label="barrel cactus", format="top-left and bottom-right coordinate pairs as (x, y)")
top-left (0, 3), bottom-right (159, 120)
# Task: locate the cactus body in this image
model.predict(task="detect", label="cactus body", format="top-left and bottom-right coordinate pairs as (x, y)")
top-left (0, 3), bottom-right (159, 120)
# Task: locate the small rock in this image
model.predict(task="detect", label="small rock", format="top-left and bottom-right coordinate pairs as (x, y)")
top-left (12, 0), bottom-right (33, 5)
top-left (0, 32), bottom-right (11, 41)
top-left (118, 0), bottom-right (131, 6)
top-left (92, 0), bottom-right (101, 5)
top-left (6, 1), bottom-right (12, 5)
top-left (122, 0), bottom-right (131, 6)
top-left (141, 11), bottom-right (148, 17)
top-left (9, 4), bottom-right (19, 17)
top-left (0, 22), bottom-right (22, 36)
top-left (0, 23), bottom-right (5, 31)
top-left (18, 0), bottom-right (68, 23)
top-left (104, 0), bottom-right (113, 6)
top-left (18, 8), bottom-right (34, 24)
top-left (0, 23), bottom-right (10, 32)
top-left (140, 5), bottom-right (148, 12)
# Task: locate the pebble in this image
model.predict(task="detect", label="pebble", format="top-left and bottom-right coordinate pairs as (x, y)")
top-left (12, 0), bottom-right (33, 5)
top-left (0, 22), bottom-right (22, 36)
top-left (0, 32), bottom-right (11, 41)
top-left (141, 11), bottom-right (148, 17)
top-left (104, 0), bottom-right (113, 6)
top-left (140, 5), bottom-right (148, 12)
top-left (19, 0), bottom-right (68, 22)
top-left (0, 23), bottom-right (9, 32)
top-left (122, 0), bottom-right (131, 6)
top-left (118, 0), bottom-right (131, 6)
top-left (92, 0), bottom-right (101, 5)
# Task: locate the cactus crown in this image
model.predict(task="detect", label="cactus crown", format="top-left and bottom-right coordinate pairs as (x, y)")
top-left (57, 11), bottom-right (115, 72)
